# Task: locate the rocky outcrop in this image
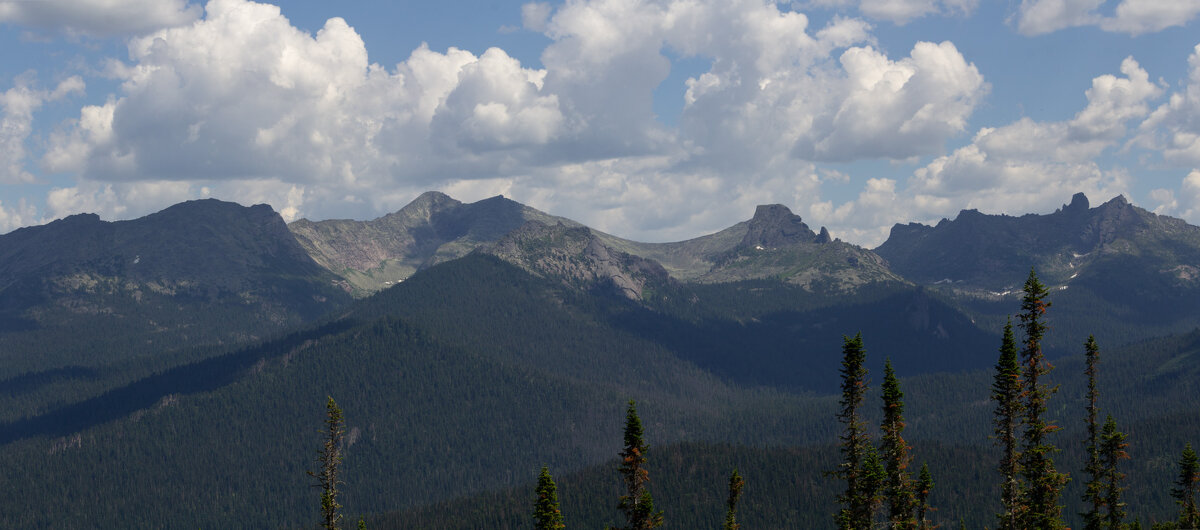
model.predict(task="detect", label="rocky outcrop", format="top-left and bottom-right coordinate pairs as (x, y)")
top-left (480, 222), bottom-right (670, 301)
top-left (288, 192), bottom-right (579, 294)
top-left (739, 204), bottom-right (818, 249)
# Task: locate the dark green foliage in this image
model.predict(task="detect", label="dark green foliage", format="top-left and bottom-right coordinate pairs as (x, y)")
top-left (375, 441), bottom-right (993, 529)
top-left (0, 256), bottom-right (853, 528)
top-left (1099, 415), bottom-right (1129, 529)
top-left (11, 253), bottom-right (1200, 527)
top-left (881, 359), bottom-right (916, 528)
top-left (612, 400), bottom-right (663, 530)
top-left (833, 333), bottom-right (872, 529)
top-left (1173, 443), bottom-right (1200, 528)
top-left (915, 463), bottom-right (935, 530)
top-left (992, 319), bottom-right (1023, 530)
top-left (723, 469), bottom-right (744, 530)
top-left (1017, 269), bottom-right (1069, 529)
top-left (1083, 336), bottom-right (1103, 530)
top-left (0, 199), bottom-right (350, 422)
top-left (862, 444), bottom-right (887, 524)
top-left (534, 466), bottom-right (565, 530)
top-left (309, 396), bottom-right (345, 530)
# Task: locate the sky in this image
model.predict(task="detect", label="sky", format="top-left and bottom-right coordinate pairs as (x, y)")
top-left (2, 0), bottom-right (1200, 246)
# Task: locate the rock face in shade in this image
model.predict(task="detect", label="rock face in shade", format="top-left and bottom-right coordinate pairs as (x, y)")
top-left (0, 199), bottom-right (350, 345)
top-left (875, 193), bottom-right (1200, 291)
top-left (739, 204), bottom-right (819, 248)
top-left (0, 199), bottom-right (344, 303)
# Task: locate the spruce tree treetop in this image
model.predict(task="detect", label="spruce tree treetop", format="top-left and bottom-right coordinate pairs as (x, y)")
top-left (614, 400), bottom-right (663, 530)
top-left (623, 400), bottom-right (646, 457)
top-left (1016, 268), bottom-right (1069, 530)
top-left (1082, 336), bottom-right (1103, 530)
top-left (309, 396), bottom-right (346, 530)
top-left (1099, 415), bottom-right (1129, 530)
top-left (881, 359), bottom-right (916, 528)
top-left (1173, 443), bottom-right (1200, 528)
top-left (916, 463), bottom-right (935, 530)
top-left (1019, 268), bottom-right (1051, 347)
top-left (534, 466), bottom-right (566, 530)
top-left (724, 469), bottom-right (745, 530)
top-left (992, 318), bottom-right (1023, 530)
top-left (833, 333), bottom-right (872, 530)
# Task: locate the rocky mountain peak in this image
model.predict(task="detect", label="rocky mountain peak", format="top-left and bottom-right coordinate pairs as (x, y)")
top-left (1066, 192), bottom-right (1090, 212)
top-left (816, 226), bottom-right (832, 244)
top-left (741, 204), bottom-right (816, 248)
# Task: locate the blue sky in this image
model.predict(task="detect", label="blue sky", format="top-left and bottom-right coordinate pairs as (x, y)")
top-left (2, 0), bottom-right (1200, 246)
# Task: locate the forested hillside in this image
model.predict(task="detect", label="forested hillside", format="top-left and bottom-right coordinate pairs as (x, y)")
top-left (2, 252), bottom-right (1199, 528)
top-left (878, 193), bottom-right (1200, 351)
top-left (3, 194), bottom-right (1200, 528)
top-left (0, 200), bottom-right (350, 424)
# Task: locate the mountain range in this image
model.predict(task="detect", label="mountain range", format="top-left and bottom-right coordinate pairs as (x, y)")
top-left (2, 190), bottom-right (1200, 528)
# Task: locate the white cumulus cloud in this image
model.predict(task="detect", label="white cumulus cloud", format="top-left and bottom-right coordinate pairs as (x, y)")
top-left (1150, 170), bottom-right (1200, 223)
top-left (1134, 44), bottom-right (1200, 166)
top-left (36, 0), bottom-right (991, 240)
top-left (0, 0), bottom-right (200, 37)
top-left (808, 56), bottom-right (1159, 246)
top-left (1, 73), bottom-right (84, 184)
top-left (1015, 0), bottom-right (1200, 36)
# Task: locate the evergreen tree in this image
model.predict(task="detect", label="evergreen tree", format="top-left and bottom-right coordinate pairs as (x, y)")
top-left (724, 469), bottom-right (745, 530)
top-left (1082, 336), bottom-right (1103, 530)
top-left (832, 333), bottom-right (872, 530)
top-left (881, 359), bottom-right (917, 529)
top-left (1017, 269), bottom-right (1069, 529)
top-left (613, 400), bottom-right (663, 530)
top-left (915, 463), bottom-right (935, 530)
top-left (1172, 443), bottom-right (1200, 528)
top-left (1099, 415), bottom-right (1129, 530)
top-left (534, 466), bottom-right (566, 530)
top-left (992, 318), bottom-right (1023, 530)
top-left (862, 444), bottom-right (887, 526)
top-left (308, 396), bottom-right (346, 530)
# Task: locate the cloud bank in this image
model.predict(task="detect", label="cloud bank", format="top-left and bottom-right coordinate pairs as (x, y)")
top-left (5, 0), bottom-right (1198, 247)
top-left (0, 0), bottom-right (200, 37)
top-left (1015, 0), bottom-right (1200, 36)
top-left (37, 0), bottom-right (992, 243)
